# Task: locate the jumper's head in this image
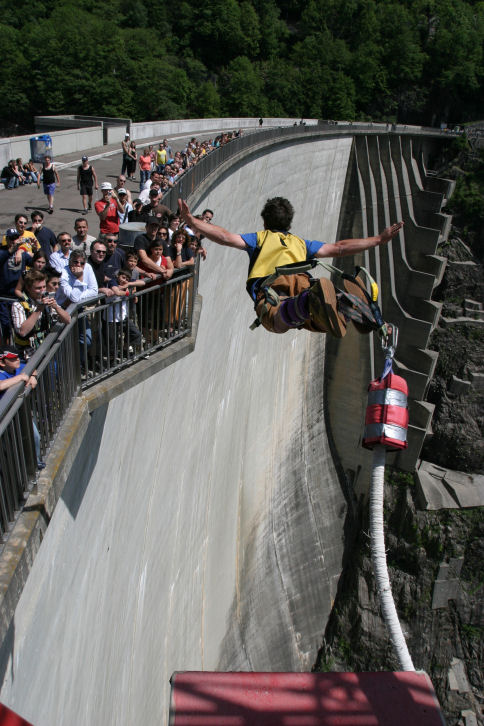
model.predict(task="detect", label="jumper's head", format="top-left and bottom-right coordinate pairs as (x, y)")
top-left (261, 197), bottom-right (294, 232)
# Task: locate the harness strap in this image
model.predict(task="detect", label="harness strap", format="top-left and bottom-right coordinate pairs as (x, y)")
top-left (250, 285), bottom-right (281, 330)
top-left (338, 291), bottom-right (376, 326)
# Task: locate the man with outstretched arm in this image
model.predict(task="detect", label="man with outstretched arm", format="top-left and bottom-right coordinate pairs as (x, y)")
top-left (179, 196), bottom-right (403, 337)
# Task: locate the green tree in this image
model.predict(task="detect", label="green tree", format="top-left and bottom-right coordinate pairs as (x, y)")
top-left (220, 56), bottom-right (266, 116)
top-left (191, 82), bottom-right (221, 117)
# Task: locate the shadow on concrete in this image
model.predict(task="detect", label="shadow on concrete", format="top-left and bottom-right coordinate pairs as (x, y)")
top-left (61, 403), bottom-right (108, 519)
top-left (0, 619), bottom-right (15, 689)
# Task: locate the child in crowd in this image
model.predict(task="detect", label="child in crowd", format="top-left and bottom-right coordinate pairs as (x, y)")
top-left (105, 269), bottom-right (142, 360)
top-left (146, 240), bottom-right (174, 282)
top-left (15, 249), bottom-right (47, 298)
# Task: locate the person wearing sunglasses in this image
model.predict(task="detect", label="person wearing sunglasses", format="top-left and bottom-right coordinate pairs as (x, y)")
top-left (87, 241), bottom-right (114, 297)
top-left (57, 250), bottom-right (98, 306)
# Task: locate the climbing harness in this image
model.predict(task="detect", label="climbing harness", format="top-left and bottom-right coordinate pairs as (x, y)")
top-left (250, 258), bottom-right (390, 337)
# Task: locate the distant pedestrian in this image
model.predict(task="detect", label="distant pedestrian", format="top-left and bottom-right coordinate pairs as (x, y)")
top-left (77, 156), bottom-right (98, 214)
top-left (127, 141), bottom-right (137, 181)
top-left (38, 156), bottom-right (60, 214)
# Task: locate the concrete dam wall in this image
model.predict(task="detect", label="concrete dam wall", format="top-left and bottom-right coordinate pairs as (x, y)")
top-left (0, 136), bottom-right (355, 725)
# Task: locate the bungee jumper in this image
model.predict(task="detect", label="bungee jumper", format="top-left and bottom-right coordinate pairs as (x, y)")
top-left (179, 196), bottom-right (403, 338)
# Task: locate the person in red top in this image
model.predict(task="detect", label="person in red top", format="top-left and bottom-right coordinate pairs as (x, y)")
top-left (94, 182), bottom-right (122, 235)
top-left (139, 148), bottom-right (152, 191)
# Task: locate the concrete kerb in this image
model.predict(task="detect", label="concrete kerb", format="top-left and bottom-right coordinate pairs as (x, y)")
top-left (0, 294), bottom-right (202, 646)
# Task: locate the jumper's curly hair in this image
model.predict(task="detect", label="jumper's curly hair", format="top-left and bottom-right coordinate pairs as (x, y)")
top-left (261, 197), bottom-right (294, 231)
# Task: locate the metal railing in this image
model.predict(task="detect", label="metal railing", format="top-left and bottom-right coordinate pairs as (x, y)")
top-left (0, 265), bottom-right (197, 541)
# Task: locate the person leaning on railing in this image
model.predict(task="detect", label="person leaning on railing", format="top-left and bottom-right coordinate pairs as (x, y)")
top-left (11, 269), bottom-right (70, 359)
top-left (57, 250), bottom-right (99, 370)
top-left (0, 347), bottom-right (45, 469)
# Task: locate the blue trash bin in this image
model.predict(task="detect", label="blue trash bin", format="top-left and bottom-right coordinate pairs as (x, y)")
top-left (30, 135), bottom-right (53, 163)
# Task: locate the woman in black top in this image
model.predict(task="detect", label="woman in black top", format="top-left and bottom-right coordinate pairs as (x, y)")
top-left (77, 156), bottom-right (98, 213)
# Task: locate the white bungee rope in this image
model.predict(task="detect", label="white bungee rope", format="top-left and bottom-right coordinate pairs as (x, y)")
top-left (365, 327), bottom-right (415, 671)
top-left (369, 445), bottom-right (415, 671)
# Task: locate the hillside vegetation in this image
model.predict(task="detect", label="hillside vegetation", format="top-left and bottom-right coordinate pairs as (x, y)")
top-left (1, 0), bottom-right (483, 133)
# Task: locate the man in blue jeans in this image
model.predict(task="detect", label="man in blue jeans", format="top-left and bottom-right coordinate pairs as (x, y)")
top-left (0, 347), bottom-right (45, 469)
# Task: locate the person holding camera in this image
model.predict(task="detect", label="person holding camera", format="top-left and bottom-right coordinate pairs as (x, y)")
top-left (95, 182), bottom-right (123, 235)
top-left (11, 269), bottom-right (70, 358)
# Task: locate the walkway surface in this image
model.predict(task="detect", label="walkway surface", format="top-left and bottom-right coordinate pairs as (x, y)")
top-left (0, 132), bottom-right (353, 725)
top-left (0, 126), bottom-right (248, 234)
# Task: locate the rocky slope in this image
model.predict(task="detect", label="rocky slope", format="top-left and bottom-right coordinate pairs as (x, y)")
top-left (315, 473), bottom-right (483, 725)
top-left (315, 143), bottom-right (483, 726)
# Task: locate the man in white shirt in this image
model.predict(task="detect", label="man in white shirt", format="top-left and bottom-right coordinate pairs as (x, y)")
top-left (49, 232), bottom-right (72, 273)
top-left (57, 250), bottom-right (98, 306)
top-left (57, 250), bottom-right (98, 370)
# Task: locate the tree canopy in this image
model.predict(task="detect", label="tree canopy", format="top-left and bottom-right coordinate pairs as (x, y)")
top-left (1, 0), bottom-right (483, 133)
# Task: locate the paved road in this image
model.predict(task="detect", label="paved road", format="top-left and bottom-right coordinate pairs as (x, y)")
top-left (0, 129), bottom-right (233, 238)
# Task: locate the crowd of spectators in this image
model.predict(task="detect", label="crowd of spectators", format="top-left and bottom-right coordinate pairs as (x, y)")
top-left (0, 135), bottom-right (222, 385)
top-left (0, 130), bottom-right (249, 478)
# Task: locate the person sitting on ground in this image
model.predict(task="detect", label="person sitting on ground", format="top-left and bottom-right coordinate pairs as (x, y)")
top-left (15, 249), bottom-right (47, 298)
top-left (11, 270), bottom-right (70, 359)
top-left (102, 234), bottom-right (125, 279)
top-left (77, 155), bottom-right (98, 214)
top-left (15, 158), bottom-right (28, 184)
top-left (0, 347), bottom-right (44, 469)
top-left (179, 196), bottom-right (403, 337)
top-left (29, 210), bottom-right (57, 256)
top-left (23, 160), bottom-right (39, 185)
top-left (95, 182), bottom-right (123, 235)
top-left (1, 160), bottom-right (23, 189)
top-left (172, 229), bottom-right (195, 271)
top-left (72, 217), bottom-right (96, 256)
top-left (49, 232), bottom-right (72, 273)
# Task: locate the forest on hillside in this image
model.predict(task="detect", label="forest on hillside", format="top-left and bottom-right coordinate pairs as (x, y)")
top-left (1, 0), bottom-right (483, 133)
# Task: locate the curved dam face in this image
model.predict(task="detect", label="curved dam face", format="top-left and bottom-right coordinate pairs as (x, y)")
top-left (0, 137), bottom-right (352, 725)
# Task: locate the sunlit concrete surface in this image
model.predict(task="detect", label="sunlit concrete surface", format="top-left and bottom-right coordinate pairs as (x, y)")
top-left (0, 136), bottom-right (352, 725)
